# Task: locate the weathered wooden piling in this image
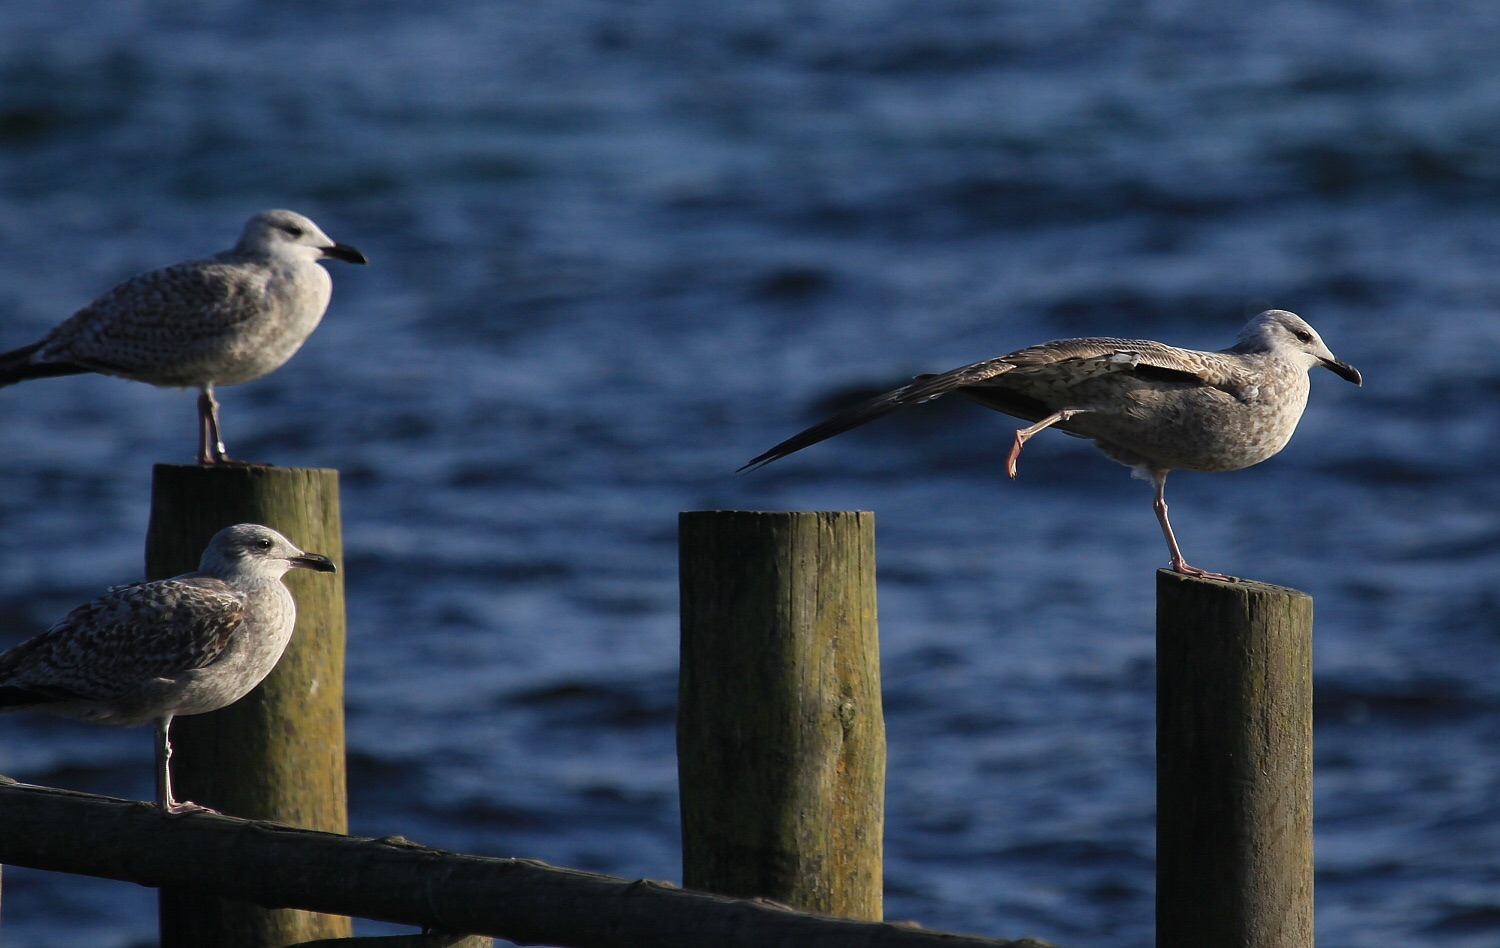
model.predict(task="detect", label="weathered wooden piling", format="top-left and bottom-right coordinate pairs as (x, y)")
top-left (147, 464), bottom-right (352, 947)
top-left (1156, 570), bottom-right (1314, 948)
top-left (677, 510), bottom-right (885, 921)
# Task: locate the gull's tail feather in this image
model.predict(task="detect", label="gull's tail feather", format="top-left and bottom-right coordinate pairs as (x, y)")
top-left (0, 341), bottom-right (88, 387)
top-left (738, 365), bottom-right (1007, 472)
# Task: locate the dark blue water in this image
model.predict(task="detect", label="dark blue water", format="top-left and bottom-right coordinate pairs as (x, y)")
top-left (0, 3), bottom-right (1498, 946)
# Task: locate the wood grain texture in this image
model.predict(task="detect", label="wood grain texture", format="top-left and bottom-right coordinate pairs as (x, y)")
top-left (678, 510), bottom-right (885, 921)
top-left (147, 463), bottom-right (350, 947)
top-left (0, 779), bottom-right (1052, 948)
top-left (1156, 569), bottom-right (1313, 948)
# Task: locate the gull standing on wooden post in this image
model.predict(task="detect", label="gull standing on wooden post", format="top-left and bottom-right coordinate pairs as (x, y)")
top-left (0, 524), bottom-right (337, 814)
top-left (0, 209), bottom-right (367, 465)
top-left (742, 310), bottom-right (1362, 581)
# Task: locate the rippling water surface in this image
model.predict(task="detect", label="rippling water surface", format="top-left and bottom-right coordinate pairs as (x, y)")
top-left (0, 4), bottom-right (1498, 946)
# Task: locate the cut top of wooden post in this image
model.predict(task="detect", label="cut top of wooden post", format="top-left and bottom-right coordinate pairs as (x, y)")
top-left (146, 464), bottom-right (343, 578)
top-left (1156, 567), bottom-right (1313, 600)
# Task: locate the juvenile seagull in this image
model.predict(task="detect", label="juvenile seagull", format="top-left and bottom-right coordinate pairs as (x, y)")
top-left (743, 310), bottom-right (1362, 581)
top-left (0, 524), bottom-right (337, 814)
top-left (0, 209), bottom-right (367, 465)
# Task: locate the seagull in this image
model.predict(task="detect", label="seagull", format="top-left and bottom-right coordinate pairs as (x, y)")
top-left (0, 209), bottom-right (367, 465)
top-left (742, 310), bottom-right (1362, 581)
top-left (0, 524), bottom-right (337, 814)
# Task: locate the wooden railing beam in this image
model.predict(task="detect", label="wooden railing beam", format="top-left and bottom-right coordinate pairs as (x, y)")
top-left (0, 779), bottom-right (1048, 948)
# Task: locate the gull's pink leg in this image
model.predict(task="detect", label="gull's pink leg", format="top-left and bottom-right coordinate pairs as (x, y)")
top-left (197, 385), bottom-right (256, 467)
top-left (155, 717), bottom-right (215, 816)
top-left (1006, 408), bottom-right (1085, 479)
top-left (196, 389), bottom-right (217, 465)
top-left (1152, 469), bottom-right (1237, 583)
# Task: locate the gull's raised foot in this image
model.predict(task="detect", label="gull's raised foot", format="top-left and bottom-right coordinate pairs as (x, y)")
top-left (1005, 432), bottom-right (1025, 480)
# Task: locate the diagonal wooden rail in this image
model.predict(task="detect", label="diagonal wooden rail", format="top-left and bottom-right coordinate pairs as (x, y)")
top-left (0, 779), bottom-right (1051, 948)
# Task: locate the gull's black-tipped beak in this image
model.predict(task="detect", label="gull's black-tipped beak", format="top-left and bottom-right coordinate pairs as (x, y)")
top-left (289, 553), bottom-right (338, 573)
top-left (322, 242), bottom-right (367, 265)
top-left (1322, 357), bottom-right (1362, 386)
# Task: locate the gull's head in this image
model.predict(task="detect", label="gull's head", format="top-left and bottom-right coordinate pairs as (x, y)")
top-left (197, 523), bottom-right (338, 581)
top-left (1234, 310), bottom-right (1362, 386)
top-left (237, 209), bottom-right (367, 266)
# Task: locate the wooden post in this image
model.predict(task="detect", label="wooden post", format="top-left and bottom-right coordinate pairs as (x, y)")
top-left (1156, 570), bottom-right (1314, 948)
top-left (147, 464), bottom-right (352, 947)
top-left (677, 510), bottom-right (885, 921)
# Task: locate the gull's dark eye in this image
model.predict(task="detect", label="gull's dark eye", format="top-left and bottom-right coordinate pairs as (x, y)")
top-left (279, 223), bottom-right (305, 238)
top-left (256, 537), bottom-right (273, 550)
top-left (1293, 329), bottom-right (1313, 343)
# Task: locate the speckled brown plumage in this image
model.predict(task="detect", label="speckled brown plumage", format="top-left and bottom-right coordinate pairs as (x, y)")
top-left (0, 523), bottom-right (337, 813)
top-left (0, 578), bottom-right (244, 711)
top-left (743, 310), bottom-right (1362, 581)
top-left (0, 209), bottom-right (366, 464)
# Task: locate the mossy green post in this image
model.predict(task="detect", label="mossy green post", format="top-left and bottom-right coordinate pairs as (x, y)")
top-left (148, 464), bottom-right (352, 947)
top-left (1156, 570), bottom-right (1314, 948)
top-left (677, 510), bottom-right (885, 921)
